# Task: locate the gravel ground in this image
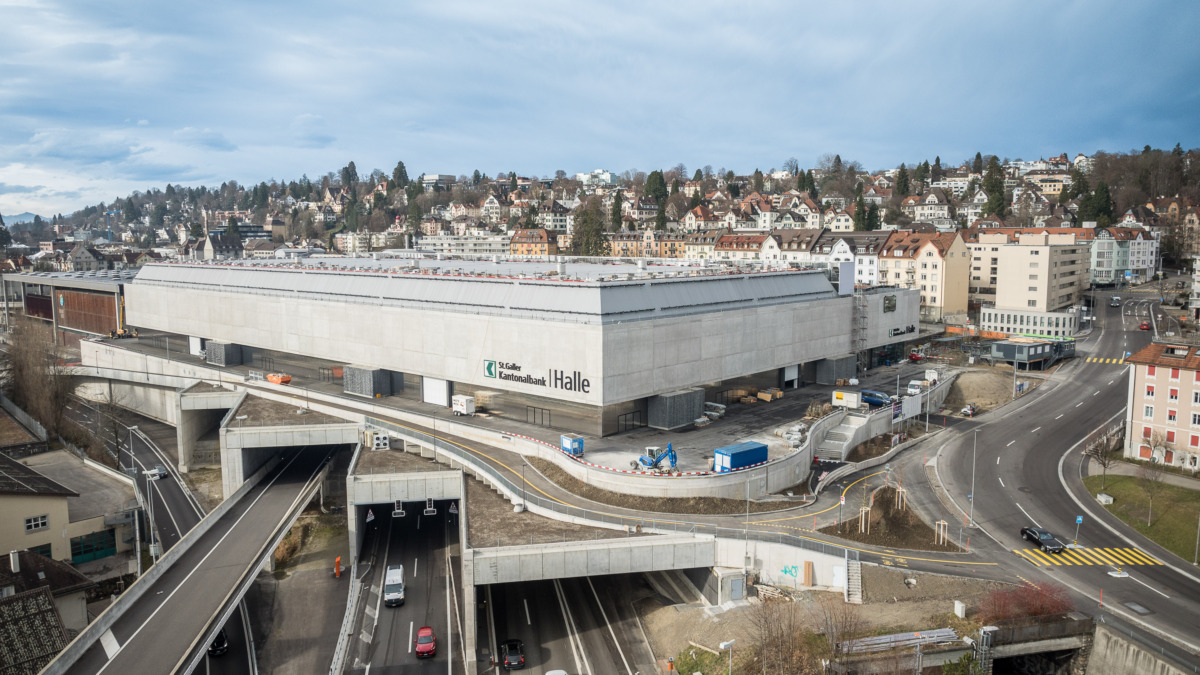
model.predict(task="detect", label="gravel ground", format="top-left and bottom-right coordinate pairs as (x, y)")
top-left (182, 467), bottom-right (223, 513)
top-left (463, 474), bottom-right (636, 548)
top-left (860, 564), bottom-right (1011, 606)
top-left (528, 457), bottom-right (804, 516)
top-left (941, 366), bottom-right (1043, 414)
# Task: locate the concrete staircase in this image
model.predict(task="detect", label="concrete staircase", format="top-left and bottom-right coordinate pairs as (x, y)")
top-left (816, 414), bottom-right (868, 461)
top-left (845, 558), bottom-right (863, 604)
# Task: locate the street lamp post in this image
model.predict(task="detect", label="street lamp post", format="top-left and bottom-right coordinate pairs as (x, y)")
top-left (719, 639), bottom-right (735, 675)
top-left (125, 425), bottom-right (138, 472)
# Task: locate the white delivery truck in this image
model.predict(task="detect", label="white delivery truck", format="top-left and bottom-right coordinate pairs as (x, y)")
top-left (906, 380), bottom-right (925, 396)
top-left (384, 565), bottom-right (405, 607)
top-left (831, 390), bottom-right (862, 409)
top-left (452, 394), bottom-right (475, 416)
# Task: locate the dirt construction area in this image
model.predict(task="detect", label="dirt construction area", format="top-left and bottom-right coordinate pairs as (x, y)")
top-left (941, 366), bottom-right (1045, 415)
top-left (818, 486), bottom-right (962, 552)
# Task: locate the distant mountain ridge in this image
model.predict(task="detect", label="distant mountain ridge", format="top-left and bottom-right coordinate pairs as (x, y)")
top-left (3, 212), bottom-right (40, 226)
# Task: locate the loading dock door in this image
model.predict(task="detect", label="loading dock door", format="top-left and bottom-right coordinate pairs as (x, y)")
top-left (422, 377), bottom-right (449, 407)
top-left (784, 364), bottom-right (799, 389)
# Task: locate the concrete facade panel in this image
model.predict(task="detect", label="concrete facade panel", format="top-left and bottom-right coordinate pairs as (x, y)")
top-left (586, 548), bottom-right (610, 576)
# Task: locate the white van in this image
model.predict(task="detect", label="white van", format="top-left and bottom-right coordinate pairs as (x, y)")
top-left (906, 380), bottom-right (925, 396)
top-left (384, 565), bottom-right (405, 607)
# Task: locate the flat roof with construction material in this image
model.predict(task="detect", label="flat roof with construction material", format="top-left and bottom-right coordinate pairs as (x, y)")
top-left (229, 394), bottom-right (349, 427)
top-left (19, 450), bottom-right (134, 522)
top-left (0, 452), bottom-right (76, 498)
top-left (0, 408), bottom-right (38, 446)
top-left (3, 268), bottom-right (138, 293)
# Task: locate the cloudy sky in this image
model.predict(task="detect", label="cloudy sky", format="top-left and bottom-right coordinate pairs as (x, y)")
top-left (2, 0), bottom-right (1198, 217)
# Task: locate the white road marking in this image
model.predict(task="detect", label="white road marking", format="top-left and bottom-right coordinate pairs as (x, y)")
top-left (587, 577), bottom-right (634, 675)
top-left (414, 557), bottom-right (418, 578)
top-left (553, 579), bottom-right (588, 675)
top-left (1109, 380), bottom-right (1115, 385)
top-left (1007, 441), bottom-right (1015, 447)
top-left (95, 452), bottom-right (310, 673)
top-left (1031, 427), bottom-right (1041, 433)
top-left (408, 621), bottom-right (413, 653)
top-left (1128, 575), bottom-right (1170, 599)
top-left (998, 477), bottom-right (1005, 487)
top-left (1077, 402), bottom-right (1083, 407)
top-left (1055, 414), bottom-right (1063, 420)
top-left (996, 457), bottom-right (1000, 465)
top-left (1094, 391), bottom-right (1099, 396)
top-left (524, 597), bottom-right (532, 625)
top-left (1015, 502), bottom-right (1040, 528)
top-left (100, 629), bottom-right (120, 658)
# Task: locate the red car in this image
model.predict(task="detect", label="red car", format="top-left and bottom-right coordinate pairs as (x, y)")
top-left (415, 626), bottom-right (436, 658)
top-left (1140, 321), bottom-right (1152, 330)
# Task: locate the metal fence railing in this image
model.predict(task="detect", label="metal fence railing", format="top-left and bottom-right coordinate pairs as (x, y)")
top-left (365, 416), bottom-right (859, 563)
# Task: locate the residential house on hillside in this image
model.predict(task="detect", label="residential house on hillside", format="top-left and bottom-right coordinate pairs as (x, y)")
top-left (812, 231), bottom-right (892, 286)
top-left (1091, 227), bottom-right (1157, 285)
top-left (825, 209), bottom-right (855, 233)
top-left (959, 190), bottom-right (990, 225)
top-left (536, 201), bottom-right (572, 233)
top-left (912, 188), bottom-right (955, 229)
top-left (713, 233), bottom-right (768, 260)
top-left (481, 194), bottom-right (507, 224)
top-left (193, 233), bottom-right (243, 260)
top-left (510, 228), bottom-right (558, 256)
top-left (1122, 342), bottom-right (1200, 470)
top-left (878, 231), bottom-right (969, 321)
top-left (683, 206), bottom-right (721, 231)
top-left (683, 230), bottom-right (723, 259)
top-left (975, 230), bottom-right (1088, 336)
top-left (862, 185), bottom-right (892, 206)
top-left (765, 228), bottom-right (825, 263)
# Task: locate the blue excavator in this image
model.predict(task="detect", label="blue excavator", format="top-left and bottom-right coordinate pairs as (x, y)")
top-left (632, 443), bottom-right (677, 473)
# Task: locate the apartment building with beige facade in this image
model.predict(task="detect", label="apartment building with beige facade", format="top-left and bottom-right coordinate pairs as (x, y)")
top-left (877, 231), bottom-right (970, 322)
top-left (976, 230), bottom-right (1089, 337)
top-left (1124, 342), bottom-right (1200, 470)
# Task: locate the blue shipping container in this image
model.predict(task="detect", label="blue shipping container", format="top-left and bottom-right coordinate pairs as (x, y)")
top-left (561, 434), bottom-right (584, 456)
top-left (713, 441), bottom-right (768, 472)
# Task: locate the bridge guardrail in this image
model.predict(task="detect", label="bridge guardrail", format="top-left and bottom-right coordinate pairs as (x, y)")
top-left (365, 416), bottom-right (858, 563)
top-left (41, 455), bottom-right (284, 675)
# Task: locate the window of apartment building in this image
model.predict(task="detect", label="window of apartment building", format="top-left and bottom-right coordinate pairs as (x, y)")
top-left (1169, 410), bottom-right (1178, 423)
top-left (1167, 430), bottom-right (1176, 443)
top-left (1148, 366), bottom-right (1156, 376)
top-left (1031, 250), bottom-right (1040, 255)
top-left (1028, 286), bottom-right (1037, 291)
top-left (1171, 368), bottom-right (1180, 380)
top-left (1029, 274), bottom-right (1038, 280)
top-left (25, 515), bottom-right (48, 532)
top-left (1143, 426), bottom-right (1152, 438)
top-left (1144, 405), bottom-right (1154, 418)
top-left (1170, 388), bottom-right (1179, 401)
top-left (1027, 300), bottom-right (1037, 307)
top-left (932, 285), bottom-right (937, 293)
top-left (1192, 435), bottom-right (1199, 448)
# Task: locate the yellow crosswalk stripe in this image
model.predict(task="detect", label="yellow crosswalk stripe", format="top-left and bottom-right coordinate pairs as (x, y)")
top-left (1013, 549), bottom-right (1044, 565)
top-left (1059, 550), bottom-right (1092, 565)
top-left (1123, 548), bottom-right (1161, 565)
top-left (1085, 548), bottom-right (1122, 565)
top-left (1031, 549), bottom-right (1062, 565)
top-left (1072, 548), bottom-right (1110, 565)
top-left (1103, 548), bottom-right (1140, 565)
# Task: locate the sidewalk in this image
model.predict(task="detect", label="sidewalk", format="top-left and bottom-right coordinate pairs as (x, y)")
top-left (1091, 459), bottom-right (1200, 492)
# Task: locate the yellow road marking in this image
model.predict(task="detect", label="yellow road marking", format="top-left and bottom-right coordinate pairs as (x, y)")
top-left (1012, 549), bottom-right (1043, 565)
top-left (1031, 549), bottom-right (1062, 565)
top-left (1104, 548), bottom-right (1140, 565)
top-left (1059, 550), bottom-right (1092, 565)
top-left (1124, 548), bottom-right (1161, 565)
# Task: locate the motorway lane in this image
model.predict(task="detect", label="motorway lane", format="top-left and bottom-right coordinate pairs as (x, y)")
top-left (63, 400), bottom-right (254, 675)
top-left (939, 298), bottom-right (1200, 652)
top-left (369, 507), bottom-right (454, 674)
top-left (65, 448), bottom-right (330, 675)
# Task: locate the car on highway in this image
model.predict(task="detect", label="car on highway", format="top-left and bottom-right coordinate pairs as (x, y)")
top-left (1110, 296), bottom-right (1121, 306)
top-left (1020, 527), bottom-right (1064, 553)
top-left (498, 639), bottom-right (526, 669)
top-left (1140, 320), bottom-right (1152, 330)
top-left (414, 626), bottom-right (436, 658)
top-left (207, 628), bottom-right (228, 657)
top-left (383, 565), bottom-right (405, 607)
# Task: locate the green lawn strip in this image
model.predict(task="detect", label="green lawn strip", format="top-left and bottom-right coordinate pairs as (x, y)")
top-left (1082, 474), bottom-right (1200, 562)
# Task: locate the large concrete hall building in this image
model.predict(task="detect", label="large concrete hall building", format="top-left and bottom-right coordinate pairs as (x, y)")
top-left (117, 258), bottom-right (919, 436)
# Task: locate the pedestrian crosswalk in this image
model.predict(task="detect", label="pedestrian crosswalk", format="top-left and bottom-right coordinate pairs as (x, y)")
top-left (1085, 356), bottom-right (1127, 365)
top-left (1013, 546), bottom-right (1161, 567)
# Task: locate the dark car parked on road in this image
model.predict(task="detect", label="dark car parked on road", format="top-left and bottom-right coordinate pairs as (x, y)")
top-left (1020, 527), bottom-right (1064, 553)
top-left (499, 639), bottom-right (525, 669)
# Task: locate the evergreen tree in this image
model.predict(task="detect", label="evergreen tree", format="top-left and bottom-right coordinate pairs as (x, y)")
top-left (806, 170), bottom-right (818, 200)
top-left (913, 161), bottom-right (930, 188)
top-left (670, 178), bottom-right (680, 195)
top-left (509, 172), bottom-right (518, 192)
top-left (226, 216), bottom-right (241, 241)
top-left (654, 201), bottom-right (667, 231)
top-left (853, 194), bottom-right (868, 230)
top-left (645, 170), bottom-right (668, 201)
top-left (982, 156), bottom-right (1006, 218)
top-left (0, 222), bottom-right (11, 252)
top-left (341, 161), bottom-right (359, 187)
top-left (831, 154), bottom-right (844, 176)
top-left (693, 169), bottom-right (703, 181)
top-left (1079, 182), bottom-right (1114, 225)
top-left (866, 203), bottom-right (880, 231)
top-left (689, 191), bottom-right (703, 209)
top-left (407, 200), bottom-right (422, 227)
top-left (392, 161), bottom-right (409, 188)
top-left (571, 199), bottom-right (609, 256)
top-left (752, 169), bottom-right (764, 193)
top-left (972, 152), bottom-right (984, 174)
top-left (472, 169), bottom-right (482, 184)
top-left (896, 164), bottom-right (911, 196)
top-left (189, 223), bottom-right (204, 239)
top-left (610, 192), bottom-right (622, 232)
top-left (932, 156), bottom-right (944, 182)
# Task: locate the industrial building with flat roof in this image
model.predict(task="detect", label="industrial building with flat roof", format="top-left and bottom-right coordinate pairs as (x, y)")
top-left (118, 257), bottom-right (920, 436)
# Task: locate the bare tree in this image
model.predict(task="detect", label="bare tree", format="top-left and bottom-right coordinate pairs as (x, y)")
top-left (1, 317), bottom-right (75, 439)
top-left (1137, 460), bottom-right (1168, 527)
top-left (747, 598), bottom-right (821, 673)
top-left (1085, 436), bottom-right (1119, 490)
top-left (806, 592), bottom-right (864, 666)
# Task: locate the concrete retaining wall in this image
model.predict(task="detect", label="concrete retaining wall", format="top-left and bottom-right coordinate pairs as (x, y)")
top-left (465, 534), bottom-right (715, 586)
top-left (0, 393), bottom-right (47, 441)
top-left (1087, 622), bottom-right (1192, 675)
top-left (347, 471), bottom-right (463, 504)
top-left (715, 537), bottom-right (847, 590)
top-left (815, 434), bottom-right (930, 496)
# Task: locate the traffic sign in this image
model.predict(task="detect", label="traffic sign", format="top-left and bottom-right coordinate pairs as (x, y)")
top-left (366, 508), bottom-right (375, 523)
top-left (1077, 515), bottom-right (1083, 524)
top-left (449, 502), bottom-right (458, 515)
top-left (840, 495), bottom-right (845, 505)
